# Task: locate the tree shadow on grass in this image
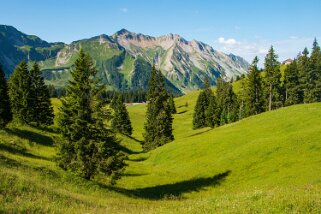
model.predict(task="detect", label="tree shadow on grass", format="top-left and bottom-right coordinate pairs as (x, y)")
top-left (117, 143), bottom-right (143, 155)
top-left (177, 110), bottom-right (187, 114)
top-left (0, 142), bottom-right (52, 161)
top-left (118, 134), bottom-right (145, 155)
top-left (106, 170), bottom-right (231, 200)
top-left (128, 156), bottom-right (149, 162)
top-left (122, 172), bottom-right (148, 177)
top-left (5, 128), bottom-right (53, 146)
top-left (124, 135), bottom-right (144, 144)
top-left (187, 128), bottom-right (212, 138)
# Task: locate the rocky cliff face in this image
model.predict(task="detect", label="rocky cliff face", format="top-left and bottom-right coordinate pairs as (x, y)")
top-left (0, 25), bottom-right (249, 93)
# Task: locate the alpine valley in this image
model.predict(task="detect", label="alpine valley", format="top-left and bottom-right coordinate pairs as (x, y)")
top-left (0, 25), bottom-right (249, 94)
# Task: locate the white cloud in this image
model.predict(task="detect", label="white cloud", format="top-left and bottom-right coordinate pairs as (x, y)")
top-left (120, 8), bottom-right (128, 13)
top-left (217, 37), bottom-right (239, 45)
top-left (214, 36), bottom-right (319, 67)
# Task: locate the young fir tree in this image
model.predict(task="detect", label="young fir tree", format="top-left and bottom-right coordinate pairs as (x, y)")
top-left (168, 94), bottom-right (177, 114)
top-left (245, 56), bottom-right (264, 115)
top-left (29, 62), bottom-right (54, 126)
top-left (111, 95), bottom-right (133, 136)
top-left (193, 78), bottom-right (212, 129)
top-left (284, 59), bottom-right (303, 106)
top-left (205, 93), bottom-right (220, 128)
top-left (216, 78), bottom-right (239, 125)
top-left (297, 48), bottom-right (311, 103)
top-left (306, 38), bottom-right (321, 102)
top-left (56, 50), bottom-right (125, 181)
top-left (238, 78), bottom-right (247, 120)
top-left (143, 65), bottom-right (173, 151)
top-left (264, 46), bottom-right (282, 111)
top-left (8, 61), bottom-right (33, 123)
top-left (0, 64), bottom-right (12, 128)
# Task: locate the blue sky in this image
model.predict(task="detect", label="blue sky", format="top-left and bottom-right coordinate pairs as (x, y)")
top-left (1, 0), bottom-right (321, 64)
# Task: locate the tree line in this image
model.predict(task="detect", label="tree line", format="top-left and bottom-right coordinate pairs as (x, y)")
top-left (0, 49), bottom-right (176, 182)
top-left (193, 39), bottom-right (321, 129)
top-left (48, 85), bottom-right (149, 104)
top-left (0, 61), bottom-right (53, 128)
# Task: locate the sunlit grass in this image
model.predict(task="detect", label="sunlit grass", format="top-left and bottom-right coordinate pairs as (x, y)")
top-left (1, 91), bottom-right (321, 213)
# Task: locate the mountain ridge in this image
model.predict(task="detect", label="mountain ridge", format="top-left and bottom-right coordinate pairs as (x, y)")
top-left (0, 24), bottom-right (249, 93)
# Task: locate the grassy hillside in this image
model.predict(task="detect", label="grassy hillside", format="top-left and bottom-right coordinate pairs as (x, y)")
top-left (1, 93), bottom-right (321, 213)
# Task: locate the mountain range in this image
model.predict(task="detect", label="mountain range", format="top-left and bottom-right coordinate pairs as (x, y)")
top-left (0, 25), bottom-right (249, 94)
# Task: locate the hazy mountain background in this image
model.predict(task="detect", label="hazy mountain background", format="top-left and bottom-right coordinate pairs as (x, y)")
top-left (0, 25), bottom-right (249, 94)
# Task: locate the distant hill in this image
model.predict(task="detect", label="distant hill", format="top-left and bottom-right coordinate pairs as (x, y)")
top-left (0, 25), bottom-right (249, 93)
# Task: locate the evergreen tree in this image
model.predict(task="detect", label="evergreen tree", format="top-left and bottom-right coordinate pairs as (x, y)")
top-left (168, 94), bottom-right (177, 114)
top-left (29, 62), bottom-right (54, 126)
top-left (245, 56), bottom-right (264, 115)
top-left (205, 93), bottom-right (220, 128)
top-left (193, 91), bottom-right (209, 129)
top-left (56, 50), bottom-right (125, 181)
top-left (306, 38), bottom-right (321, 102)
top-left (111, 95), bottom-right (133, 136)
top-left (216, 78), bottom-right (239, 125)
top-left (8, 61), bottom-right (33, 123)
top-left (193, 78), bottom-right (212, 129)
top-left (297, 48), bottom-right (310, 102)
top-left (238, 78), bottom-right (247, 120)
top-left (0, 64), bottom-right (12, 128)
top-left (284, 59), bottom-right (303, 106)
top-left (264, 46), bottom-right (282, 111)
top-left (143, 66), bottom-right (173, 151)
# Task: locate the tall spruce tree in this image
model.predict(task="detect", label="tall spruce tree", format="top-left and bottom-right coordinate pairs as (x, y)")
top-left (306, 38), bottom-right (321, 102)
top-left (193, 78), bottom-right (212, 129)
top-left (284, 59), bottom-right (303, 105)
top-left (30, 62), bottom-right (54, 126)
top-left (245, 56), bottom-right (264, 115)
top-left (238, 78), bottom-right (247, 120)
top-left (8, 61), bottom-right (33, 123)
top-left (205, 93), bottom-right (220, 128)
top-left (143, 65), bottom-right (173, 151)
top-left (111, 95), bottom-right (133, 136)
top-left (264, 46), bottom-right (282, 111)
top-left (216, 78), bottom-right (239, 125)
top-left (56, 50), bottom-right (125, 181)
top-left (297, 48), bottom-right (310, 103)
top-left (0, 64), bottom-right (12, 128)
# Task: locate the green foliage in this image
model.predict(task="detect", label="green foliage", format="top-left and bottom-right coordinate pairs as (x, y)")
top-left (111, 95), bottom-right (133, 136)
top-left (56, 49), bottom-right (126, 181)
top-left (143, 65), bottom-right (174, 151)
top-left (263, 46), bottom-right (282, 111)
top-left (205, 94), bottom-right (220, 128)
top-left (8, 61), bottom-right (53, 126)
top-left (168, 94), bottom-right (177, 114)
top-left (304, 38), bottom-right (321, 102)
top-left (193, 91), bottom-right (209, 129)
top-left (8, 61), bottom-right (34, 123)
top-left (193, 78), bottom-right (212, 129)
top-left (29, 62), bottom-right (54, 125)
top-left (245, 56), bottom-right (264, 115)
top-left (284, 60), bottom-right (303, 106)
top-left (193, 78), bottom-right (239, 129)
top-left (216, 78), bottom-right (239, 125)
top-left (0, 64), bottom-right (12, 128)
top-left (298, 48), bottom-right (310, 102)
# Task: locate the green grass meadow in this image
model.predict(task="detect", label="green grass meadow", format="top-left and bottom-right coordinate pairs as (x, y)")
top-left (1, 91), bottom-right (321, 213)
